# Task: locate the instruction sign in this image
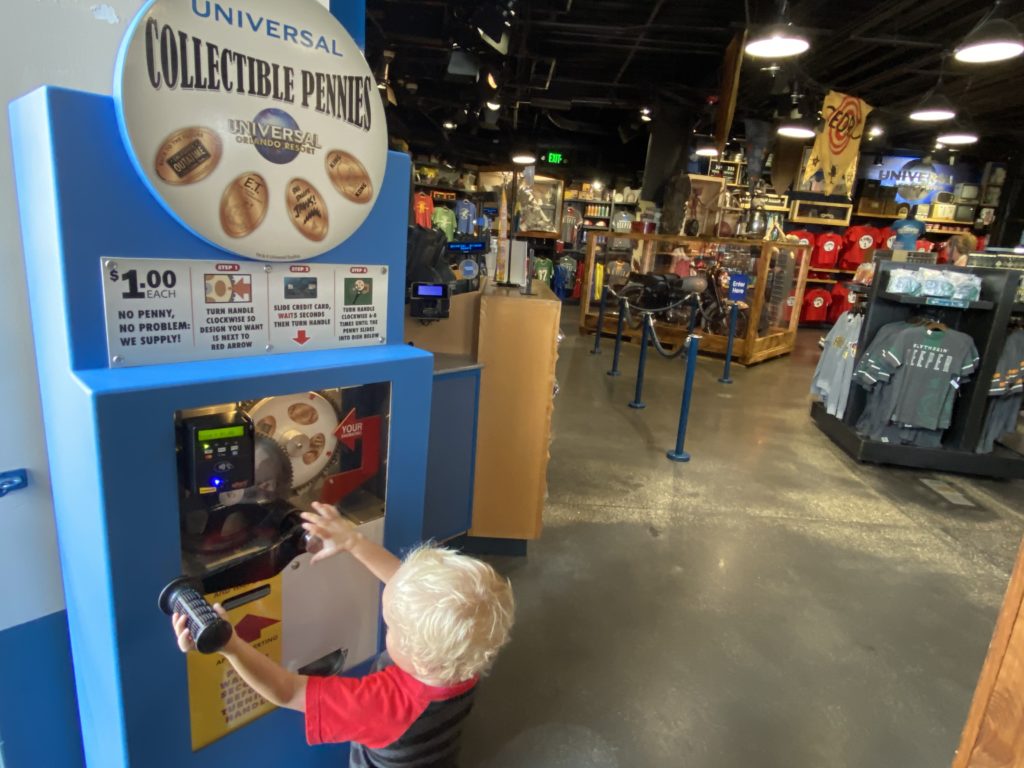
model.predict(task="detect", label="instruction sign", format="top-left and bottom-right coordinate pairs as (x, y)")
top-left (101, 257), bottom-right (387, 367)
top-left (187, 576), bottom-right (281, 750)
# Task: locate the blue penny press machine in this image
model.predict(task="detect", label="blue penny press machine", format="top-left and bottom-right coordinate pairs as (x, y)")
top-left (10, 1), bottom-right (432, 765)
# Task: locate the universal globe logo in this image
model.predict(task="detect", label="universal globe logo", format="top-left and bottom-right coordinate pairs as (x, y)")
top-left (228, 109), bottom-right (322, 163)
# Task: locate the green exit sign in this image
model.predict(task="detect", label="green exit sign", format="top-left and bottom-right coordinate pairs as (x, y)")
top-left (542, 151), bottom-right (568, 165)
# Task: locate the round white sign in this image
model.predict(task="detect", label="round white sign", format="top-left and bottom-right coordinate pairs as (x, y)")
top-left (115, 0), bottom-right (387, 261)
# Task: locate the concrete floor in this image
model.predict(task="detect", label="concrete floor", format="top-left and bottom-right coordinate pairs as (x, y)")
top-left (460, 325), bottom-right (1024, 768)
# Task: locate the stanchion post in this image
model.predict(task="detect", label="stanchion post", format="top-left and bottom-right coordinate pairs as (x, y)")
top-left (687, 295), bottom-right (699, 335)
top-left (608, 297), bottom-right (626, 377)
top-left (591, 287), bottom-right (608, 355)
top-left (667, 334), bottom-right (700, 462)
top-left (628, 315), bottom-right (650, 409)
top-left (718, 302), bottom-right (739, 385)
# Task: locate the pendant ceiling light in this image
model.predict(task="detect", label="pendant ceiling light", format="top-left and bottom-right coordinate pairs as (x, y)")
top-left (512, 151), bottom-right (537, 165)
top-left (777, 108), bottom-right (815, 139)
top-left (936, 123), bottom-right (980, 145)
top-left (694, 136), bottom-right (719, 157)
top-left (909, 89), bottom-right (957, 122)
top-left (745, 1), bottom-right (809, 58)
top-left (955, 2), bottom-right (1023, 63)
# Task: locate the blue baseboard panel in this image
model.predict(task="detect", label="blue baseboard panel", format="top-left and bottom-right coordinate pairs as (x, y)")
top-left (0, 611), bottom-right (84, 768)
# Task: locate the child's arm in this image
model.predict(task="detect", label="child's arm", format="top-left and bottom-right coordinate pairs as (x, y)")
top-left (172, 609), bottom-right (307, 711)
top-left (301, 502), bottom-right (401, 584)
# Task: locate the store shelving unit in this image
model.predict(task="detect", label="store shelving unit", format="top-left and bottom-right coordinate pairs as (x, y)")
top-left (578, 232), bottom-right (811, 365)
top-left (811, 261), bottom-right (1024, 478)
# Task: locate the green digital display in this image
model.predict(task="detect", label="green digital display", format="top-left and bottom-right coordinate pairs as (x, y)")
top-left (197, 426), bottom-right (245, 441)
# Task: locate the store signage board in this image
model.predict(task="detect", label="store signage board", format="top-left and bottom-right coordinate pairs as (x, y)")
top-left (857, 155), bottom-right (980, 205)
top-left (114, 0), bottom-right (387, 261)
top-left (728, 274), bottom-right (749, 301)
top-left (924, 296), bottom-right (970, 309)
top-left (101, 257), bottom-right (387, 366)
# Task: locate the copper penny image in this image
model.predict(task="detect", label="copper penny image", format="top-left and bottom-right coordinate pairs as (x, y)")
top-left (220, 172), bottom-right (268, 238)
top-left (303, 433), bottom-right (326, 465)
top-left (285, 178), bottom-right (329, 241)
top-left (325, 150), bottom-right (373, 204)
top-left (287, 402), bottom-right (320, 425)
top-left (256, 416), bottom-right (277, 437)
top-left (154, 127), bottom-right (222, 185)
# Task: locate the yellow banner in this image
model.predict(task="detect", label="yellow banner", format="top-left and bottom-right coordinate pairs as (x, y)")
top-left (187, 575), bottom-right (283, 751)
top-left (803, 91), bottom-right (873, 196)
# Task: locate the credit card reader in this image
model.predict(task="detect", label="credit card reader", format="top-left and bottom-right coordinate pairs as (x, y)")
top-left (179, 411), bottom-right (255, 495)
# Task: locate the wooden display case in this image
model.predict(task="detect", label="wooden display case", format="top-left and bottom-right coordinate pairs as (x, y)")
top-left (578, 232), bottom-right (810, 365)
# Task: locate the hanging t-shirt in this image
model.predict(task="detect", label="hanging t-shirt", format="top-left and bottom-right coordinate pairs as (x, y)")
top-left (828, 282), bottom-right (856, 324)
top-left (813, 233), bottom-right (843, 268)
top-left (879, 327), bottom-right (980, 431)
top-left (877, 226), bottom-right (897, 250)
top-left (892, 217), bottom-right (927, 250)
top-left (801, 287), bottom-right (833, 323)
top-left (561, 207), bottom-right (582, 245)
top-left (916, 239), bottom-right (935, 252)
top-left (789, 230), bottom-right (816, 248)
top-left (413, 192), bottom-right (434, 229)
top-left (842, 226), bottom-right (879, 270)
top-left (431, 206), bottom-right (456, 241)
top-left (455, 199), bottom-right (477, 235)
top-left (533, 257), bottom-right (554, 283)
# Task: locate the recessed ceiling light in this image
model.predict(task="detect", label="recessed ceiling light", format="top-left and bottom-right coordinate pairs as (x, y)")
top-left (955, 16), bottom-right (1023, 63)
top-left (745, 26), bottom-right (810, 58)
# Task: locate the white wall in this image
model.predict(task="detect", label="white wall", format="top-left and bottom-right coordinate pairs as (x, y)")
top-left (0, 0), bottom-right (148, 632)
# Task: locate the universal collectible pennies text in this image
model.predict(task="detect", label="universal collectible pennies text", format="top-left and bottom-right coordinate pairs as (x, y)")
top-left (116, 0), bottom-right (388, 261)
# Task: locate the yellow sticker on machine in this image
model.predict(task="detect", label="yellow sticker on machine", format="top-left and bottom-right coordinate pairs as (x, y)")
top-left (187, 575), bottom-right (282, 751)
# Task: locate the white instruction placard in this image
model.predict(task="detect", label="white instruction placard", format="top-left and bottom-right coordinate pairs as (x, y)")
top-left (101, 258), bottom-right (387, 367)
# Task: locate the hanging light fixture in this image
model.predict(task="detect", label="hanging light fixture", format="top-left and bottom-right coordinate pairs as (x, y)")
top-left (442, 120), bottom-right (457, 130)
top-left (694, 136), bottom-right (719, 157)
top-left (640, 107), bottom-right (652, 123)
top-left (955, 2), bottom-right (1023, 63)
top-left (485, 100), bottom-right (501, 111)
top-left (909, 89), bottom-right (957, 122)
top-left (777, 108), bottom-right (815, 139)
top-left (936, 123), bottom-right (980, 145)
top-left (745, 1), bottom-right (809, 58)
top-left (511, 151), bottom-right (537, 165)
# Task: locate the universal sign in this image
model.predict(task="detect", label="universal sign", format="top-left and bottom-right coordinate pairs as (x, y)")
top-left (115, 0), bottom-right (388, 261)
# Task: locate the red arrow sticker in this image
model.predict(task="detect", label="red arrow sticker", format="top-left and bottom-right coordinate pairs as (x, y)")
top-left (335, 407), bottom-right (364, 451)
top-left (293, 329), bottom-right (310, 345)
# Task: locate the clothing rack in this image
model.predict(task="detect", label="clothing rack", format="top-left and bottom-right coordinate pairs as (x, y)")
top-left (812, 261), bottom-right (1024, 478)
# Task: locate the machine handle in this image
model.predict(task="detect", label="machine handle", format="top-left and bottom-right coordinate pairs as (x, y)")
top-left (158, 577), bottom-right (233, 654)
top-left (0, 469), bottom-right (28, 498)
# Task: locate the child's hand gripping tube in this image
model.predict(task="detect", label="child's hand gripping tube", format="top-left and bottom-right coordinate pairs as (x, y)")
top-left (158, 577), bottom-right (233, 654)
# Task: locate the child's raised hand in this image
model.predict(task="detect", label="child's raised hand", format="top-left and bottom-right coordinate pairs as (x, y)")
top-left (171, 603), bottom-right (230, 653)
top-left (300, 502), bottom-right (362, 564)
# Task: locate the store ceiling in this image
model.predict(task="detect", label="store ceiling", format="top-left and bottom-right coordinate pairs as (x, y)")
top-left (365, 0), bottom-right (1024, 177)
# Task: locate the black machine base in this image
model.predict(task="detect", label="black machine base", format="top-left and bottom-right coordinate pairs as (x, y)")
top-left (811, 402), bottom-right (1024, 480)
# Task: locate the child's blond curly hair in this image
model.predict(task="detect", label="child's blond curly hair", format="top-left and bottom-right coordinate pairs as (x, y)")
top-left (383, 546), bottom-right (515, 685)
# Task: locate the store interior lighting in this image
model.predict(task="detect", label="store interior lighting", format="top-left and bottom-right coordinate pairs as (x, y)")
top-left (512, 151), bottom-right (537, 165)
top-left (909, 89), bottom-right (957, 121)
top-left (745, 25), bottom-right (810, 58)
top-left (868, 125), bottom-right (884, 138)
top-left (486, 71), bottom-right (499, 89)
top-left (442, 120), bottom-right (457, 130)
top-left (486, 100), bottom-right (501, 111)
top-left (936, 126), bottom-right (980, 145)
top-left (640, 107), bottom-right (652, 123)
top-left (954, 2), bottom-right (1023, 63)
top-left (777, 109), bottom-right (815, 139)
top-left (695, 136), bottom-right (719, 157)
